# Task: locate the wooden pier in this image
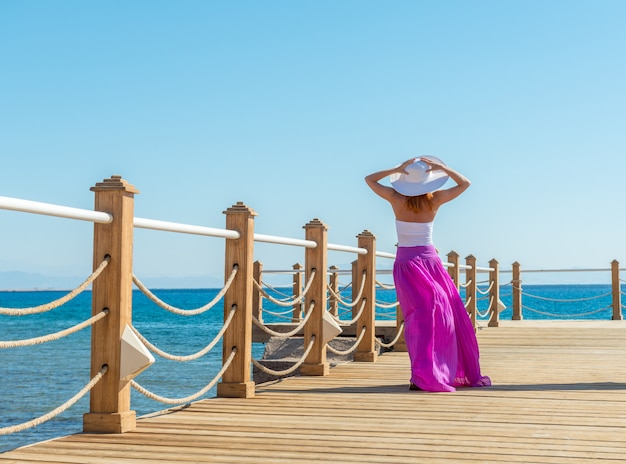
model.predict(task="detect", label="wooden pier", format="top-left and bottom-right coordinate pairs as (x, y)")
top-left (2, 322), bottom-right (626, 463)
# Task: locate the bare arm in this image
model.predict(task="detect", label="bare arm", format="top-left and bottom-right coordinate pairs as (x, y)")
top-left (364, 158), bottom-right (416, 201)
top-left (420, 157), bottom-right (471, 206)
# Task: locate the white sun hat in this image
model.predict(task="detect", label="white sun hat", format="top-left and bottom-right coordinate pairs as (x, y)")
top-left (389, 156), bottom-right (449, 196)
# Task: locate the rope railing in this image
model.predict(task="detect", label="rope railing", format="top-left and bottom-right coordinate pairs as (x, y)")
top-left (326, 326), bottom-right (367, 356)
top-left (375, 311), bottom-right (397, 320)
top-left (460, 279), bottom-right (473, 289)
top-left (252, 302), bottom-right (315, 337)
top-left (329, 298), bottom-right (367, 327)
top-left (375, 321), bottom-right (405, 349)
top-left (510, 284), bottom-right (613, 302)
top-left (259, 281), bottom-right (295, 299)
top-left (327, 271), bottom-right (366, 308)
top-left (523, 304), bottom-right (612, 318)
top-left (258, 306), bottom-right (301, 318)
top-left (375, 280), bottom-right (395, 290)
top-left (0, 365), bottom-right (108, 435)
top-left (0, 309), bottom-right (109, 349)
top-left (374, 299), bottom-right (399, 309)
top-left (0, 256), bottom-right (110, 316)
top-left (131, 347), bottom-right (237, 405)
top-left (476, 282), bottom-right (493, 295)
top-left (252, 335), bottom-right (316, 377)
top-left (132, 265), bottom-right (238, 316)
top-left (253, 270), bottom-right (317, 307)
top-left (130, 305), bottom-right (237, 362)
top-left (476, 296), bottom-right (494, 319)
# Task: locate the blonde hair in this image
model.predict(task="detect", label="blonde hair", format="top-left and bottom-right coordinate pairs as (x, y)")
top-left (405, 193), bottom-right (434, 213)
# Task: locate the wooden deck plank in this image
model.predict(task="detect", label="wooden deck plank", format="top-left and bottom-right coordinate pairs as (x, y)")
top-left (2, 324), bottom-right (626, 463)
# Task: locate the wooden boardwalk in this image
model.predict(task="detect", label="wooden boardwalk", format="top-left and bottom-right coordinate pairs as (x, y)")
top-left (2, 322), bottom-right (626, 463)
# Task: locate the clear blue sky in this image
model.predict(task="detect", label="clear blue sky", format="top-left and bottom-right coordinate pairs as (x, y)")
top-left (1, 0), bottom-right (625, 287)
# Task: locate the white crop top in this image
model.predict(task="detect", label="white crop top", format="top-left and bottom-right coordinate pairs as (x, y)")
top-left (396, 220), bottom-right (434, 246)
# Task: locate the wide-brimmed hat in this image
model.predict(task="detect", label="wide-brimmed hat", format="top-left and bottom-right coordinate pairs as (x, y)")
top-left (390, 156), bottom-right (449, 196)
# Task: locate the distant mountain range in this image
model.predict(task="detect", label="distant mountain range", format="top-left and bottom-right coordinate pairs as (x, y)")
top-left (0, 271), bottom-right (224, 291)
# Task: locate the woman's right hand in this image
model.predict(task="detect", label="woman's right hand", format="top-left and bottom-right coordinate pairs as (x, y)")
top-left (396, 158), bottom-right (417, 174)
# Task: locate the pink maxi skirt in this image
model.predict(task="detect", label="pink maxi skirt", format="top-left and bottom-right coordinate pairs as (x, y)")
top-left (393, 245), bottom-right (491, 392)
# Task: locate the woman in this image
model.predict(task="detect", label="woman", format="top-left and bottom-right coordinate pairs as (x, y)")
top-left (365, 156), bottom-right (491, 392)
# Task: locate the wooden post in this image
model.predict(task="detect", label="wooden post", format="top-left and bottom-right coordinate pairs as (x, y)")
top-left (329, 265), bottom-right (340, 317)
top-left (292, 263), bottom-right (303, 322)
top-left (217, 202), bottom-right (256, 398)
top-left (447, 250), bottom-right (460, 290)
top-left (252, 260), bottom-right (262, 323)
top-left (300, 218), bottom-right (329, 376)
top-left (512, 261), bottom-right (523, 320)
top-left (611, 260), bottom-right (623, 321)
top-left (83, 175), bottom-right (139, 434)
top-left (354, 230), bottom-right (378, 362)
top-left (465, 255), bottom-right (477, 329)
top-left (488, 258), bottom-right (500, 328)
top-left (351, 259), bottom-right (358, 318)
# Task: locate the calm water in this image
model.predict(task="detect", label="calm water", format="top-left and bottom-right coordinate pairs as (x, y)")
top-left (0, 284), bottom-right (620, 453)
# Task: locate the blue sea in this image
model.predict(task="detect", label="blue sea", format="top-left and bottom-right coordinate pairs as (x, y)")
top-left (0, 284), bottom-right (621, 453)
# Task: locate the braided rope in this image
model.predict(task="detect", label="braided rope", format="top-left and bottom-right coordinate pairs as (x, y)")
top-left (260, 306), bottom-right (300, 317)
top-left (460, 279), bottom-right (472, 289)
top-left (375, 280), bottom-right (395, 290)
top-left (258, 310), bottom-right (296, 322)
top-left (476, 304), bottom-right (491, 318)
top-left (523, 304), bottom-right (612, 318)
top-left (132, 265), bottom-right (238, 316)
top-left (252, 302), bottom-right (315, 337)
top-left (260, 281), bottom-right (294, 299)
top-left (476, 281), bottom-right (493, 295)
top-left (375, 299), bottom-right (399, 309)
top-left (510, 284), bottom-right (613, 303)
top-left (253, 269), bottom-right (316, 307)
top-left (0, 257), bottom-right (110, 316)
top-left (131, 347), bottom-right (237, 405)
top-left (330, 298), bottom-right (367, 327)
top-left (0, 365), bottom-right (107, 435)
top-left (327, 271), bottom-right (366, 308)
top-left (251, 335), bottom-right (316, 376)
top-left (131, 305), bottom-right (236, 362)
top-left (375, 311), bottom-right (397, 320)
top-left (0, 309), bottom-right (109, 349)
top-left (375, 321), bottom-right (406, 349)
top-left (326, 326), bottom-right (367, 355)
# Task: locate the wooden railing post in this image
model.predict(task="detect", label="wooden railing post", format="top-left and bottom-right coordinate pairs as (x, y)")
top-left (512, 261), bottom-right (523, 320)
top-left (83, 175), bottom-right (139, 434)
top-left (301, 218), bottom-right (329, 376)
top-left (217, 202), bottom-right (256, 398)
top-left (354, 230), bottom-right (378, 362)
top-left (351, 259), bottom-right (358, 317)
top-left (252, 260), bottom-right (262, 323)
top-left (488, 258), bottom-right (500, 327)
top-left (292, 263), bottom-right (303, 322)
top-left (447, 250), bottom-right (460, 290)
top-left (329, 265), bottom-right (340, 317)
top-left (465, 255), bottom-right (477, 329)
top-left (611, 259), bottom-right (623, 321)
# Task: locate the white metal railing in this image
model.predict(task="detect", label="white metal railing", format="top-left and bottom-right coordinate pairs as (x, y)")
top-left (133, 217), bottom-right (240, 240)
top-left (0, 196), bottom-right (111, 224)
top-left (0, 196), bottom-right (371, 255)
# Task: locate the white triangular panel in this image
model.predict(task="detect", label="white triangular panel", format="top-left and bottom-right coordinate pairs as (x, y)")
top-left (322, 311), bottom-right (343, 345)
top-left (120, 325), bottom-right (155, 382)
